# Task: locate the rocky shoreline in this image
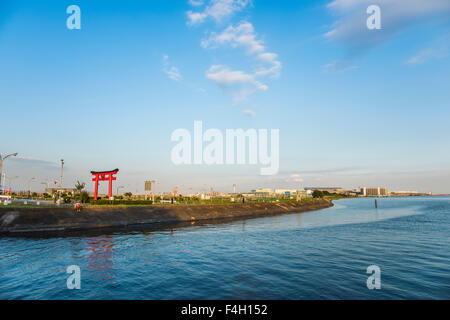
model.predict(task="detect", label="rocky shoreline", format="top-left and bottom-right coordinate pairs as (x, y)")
top-left (0, 199), bottom-right (333, 236)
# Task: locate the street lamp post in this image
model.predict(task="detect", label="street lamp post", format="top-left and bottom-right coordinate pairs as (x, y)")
top-left (4, 175), bottom-right (18, 193)
top-left (151, 180), bottom-right (156, 202)
top-left (0, 153), bottom-right (18, 194)
top-left (60, 159), bottom-right (64, 188)
top-left (41, 181), bottom-right (50, 194)
top-left (28, 177), bottom-right (35, 198)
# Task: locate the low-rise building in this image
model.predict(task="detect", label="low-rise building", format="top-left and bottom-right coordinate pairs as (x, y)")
top-left (274, 189), bottom-right (298, 195)
top-left (45, 187), bottom-right (76, 195)
top-left (304, 187), bottom-right (344, 193)
top-left (254, 188), bottom-right (272, 197)
top-left (389, 190), bottom-right (427, 196)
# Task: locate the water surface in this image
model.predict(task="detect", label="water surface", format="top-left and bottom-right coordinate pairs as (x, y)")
top-left (0, 196), bottom-right (449, 299)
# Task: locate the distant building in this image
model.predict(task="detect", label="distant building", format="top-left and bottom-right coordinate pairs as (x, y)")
top-left (254, 188), bottom-right (272, 197)
top-left (274, 189), bottom-right (298, 195)
top-left (304, 187), bottom-right (343, 192)
top-left (200, 194), bottom-right (211, 200)
top-left (45, 187), bottom-right (76, 195)
top-left (361, 187), bottom-right (388, 197)
top-left (389, 190), bottom-right (425, 196)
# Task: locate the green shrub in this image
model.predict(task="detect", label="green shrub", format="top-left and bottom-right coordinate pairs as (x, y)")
top-left (80, 191), bottom-right (90, 203)
top-left (92, 199), bottom-right (153, 205)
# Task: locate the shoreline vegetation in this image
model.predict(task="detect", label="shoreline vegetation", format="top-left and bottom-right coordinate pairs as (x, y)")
top-left (0, 199), bottom-right (333, 236)
top-left (1, 190), bottom-right (355, 207)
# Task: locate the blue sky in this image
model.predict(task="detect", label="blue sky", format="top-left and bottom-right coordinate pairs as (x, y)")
top-left (1, 0), bottom-right (450, 194)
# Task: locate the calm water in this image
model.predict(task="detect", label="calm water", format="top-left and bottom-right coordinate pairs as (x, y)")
top-left (0, 197), bottom-right (449, 300)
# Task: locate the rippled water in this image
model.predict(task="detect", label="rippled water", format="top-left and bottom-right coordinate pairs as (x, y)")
top-left (0, 197), bottom-right (449, 299)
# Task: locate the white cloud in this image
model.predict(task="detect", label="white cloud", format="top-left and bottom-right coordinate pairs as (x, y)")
top-left (186, 6), bottom-right (280, 102)
top-left (243, 109), bottom-right (255, 117)
top-left (163, 55), bottom-right (182, 81)
top-left (201, 21), bottom-right (264, 53)
top-left (202, 22), bottom-right (281, 78)
top-left (187, 0), bottom-right (251, 25)
top-left (186, 11), bottom-right (208, 25)
top-left (188, 0), bottom-right (204, 6)
top-left (201, 21), bottom-right (281, 99)
top-left (254, 52), bottom-right (282, 77)
top-left (288, 174), bottom-right (304, 183)
top-left (206, 65), bottom-right (268, 102)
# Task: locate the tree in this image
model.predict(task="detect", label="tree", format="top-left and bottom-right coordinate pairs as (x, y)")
top-left (80, 191), bottom-right (90, 203)
top-left (75, 181), bottom-right (86, 199)
top-left (124, 192), bottom-right (132, 199)
top-left (312, 190), bottom-right (323, 198)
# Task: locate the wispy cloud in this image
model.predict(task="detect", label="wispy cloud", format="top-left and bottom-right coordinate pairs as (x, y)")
top-left (206, 65), bottom-right (267, 102)
top-left (406, 49), bottom-right (437, 65)
top-left (163, 55), bottom-right (182, 81)
top-left (256, 172), bottom-right (305, 186)
top-left (323, 59), bottom-right (358, 72)
top-left (186, 0), bottom-right (251, 25)
top-left (254, 52), bottom-right (282, 77)
top-left (188, 0), bottom-right (204, 6)
top-left (9, 156), bottom-right (58, 169)
top-left (201, 21), bottom-right (281, 101)
top-left (287, 173), bottom-right (304, 183)
top-left (405, 33), bottom-right (450, 65)
top-left (324, 0), bottom-right (450, 70)
top-left (243, 109), bottom-right (255, 117)
top-left (186, 3), bottom-right (280, 103)
top-left (202, 21), bottom-right (281, 78)
top-left (201, 21), bottom-right (264, 53)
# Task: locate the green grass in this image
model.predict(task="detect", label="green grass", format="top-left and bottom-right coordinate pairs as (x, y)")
top-left (0, 203), bottom-right (71, 209)
top-left (1, 197), bottom-right (333, 210)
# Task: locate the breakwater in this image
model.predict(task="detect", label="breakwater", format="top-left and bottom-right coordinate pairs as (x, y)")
top-left (0, 200), bottom-right (332, 236)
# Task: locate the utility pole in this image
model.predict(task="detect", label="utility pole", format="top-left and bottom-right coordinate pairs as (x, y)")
top-left (60, 159), bottom-right (64, 188)
top-left (4, 175), bottom-right (18, 194)
top-left (0, 153), bottom-right (18, 194)
top-left (1, 173), bottom-right (5, 195)
top-left (152, 180), bottom-right (156, 202)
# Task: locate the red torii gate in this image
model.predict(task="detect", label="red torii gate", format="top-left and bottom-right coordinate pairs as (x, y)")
top-left (91, 169), bottom-right (119, 201)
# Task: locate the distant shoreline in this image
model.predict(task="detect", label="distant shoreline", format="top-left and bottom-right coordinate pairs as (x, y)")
top-left (0, 199), bottom-right (333, 237)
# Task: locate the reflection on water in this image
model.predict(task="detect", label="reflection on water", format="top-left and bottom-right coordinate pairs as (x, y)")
top-left (0, 196), bottom-right (449, 299)
top-left (85, 236), bottom-right (115, 282)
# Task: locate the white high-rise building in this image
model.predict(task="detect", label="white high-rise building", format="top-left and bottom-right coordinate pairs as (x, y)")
top-left (361, 187), bottom-right (388, 197)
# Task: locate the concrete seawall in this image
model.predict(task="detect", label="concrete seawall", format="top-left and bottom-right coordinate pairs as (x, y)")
top-left (0, 200), bottom-right (333, 236)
